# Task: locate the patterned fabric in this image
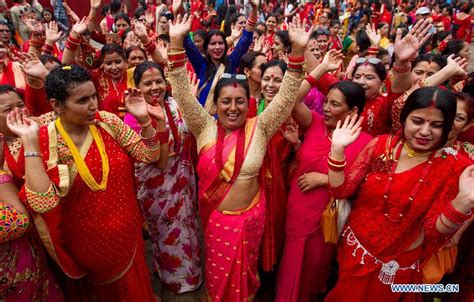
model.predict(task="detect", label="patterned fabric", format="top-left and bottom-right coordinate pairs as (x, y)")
top-left (0, 202), bottom-right (29, 242)
top-left (126, 98), bottom-right (202, 293)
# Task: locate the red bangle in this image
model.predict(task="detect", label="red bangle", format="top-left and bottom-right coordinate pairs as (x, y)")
top-left (444, 200), bottom-right (471, 225)
top-left (168, 52), bottom-right (186, 61)
top-left (439, 215), bottom-right (460, 232)
top-left (68, 34), bottom-right (81, 45)
top-left (328, 161), bottom-right (346, 171)
top-left (158, 130), bottom-right (169, 144)
top-left (65, 41), bottom-right (79, 51)
top-left (306, 74), bottom-right (318, 87)
top-left (288, 55), bottom-right (305, 63)
top-left (42, 44), bottom-right (54, 54)
top-left (368, 46), bottom-right (378, 52)
top-left (392, 62), bottom-right (411, 73)
top-left (328, 155), bottom-right (346, 165)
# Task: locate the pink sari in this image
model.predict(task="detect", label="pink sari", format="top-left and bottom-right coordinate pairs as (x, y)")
top-left (196, 118), bottom-right (265, 301)
top-left (276, 112), bottom-right (371, 302)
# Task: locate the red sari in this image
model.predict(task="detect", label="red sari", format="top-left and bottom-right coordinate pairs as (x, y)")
top-left (326, 135), bottom-right (472, 302)
top-left (197, 118), bottom-right (266, 301)
top-left (453, 14), bottom-right (472, 43)
top-left (24, 112), bottom-right (157, 301)
top-left (276, 112), bottom-right (371, 302)
top-left (91, 70), bottom-right (129, 119)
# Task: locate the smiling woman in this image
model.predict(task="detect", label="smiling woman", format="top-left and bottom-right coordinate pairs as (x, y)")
top-left (6, 64), bottom-right (168, 301)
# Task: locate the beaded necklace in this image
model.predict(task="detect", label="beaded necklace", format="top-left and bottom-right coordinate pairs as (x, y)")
top-left (383, 141), bottom-right (436, 223)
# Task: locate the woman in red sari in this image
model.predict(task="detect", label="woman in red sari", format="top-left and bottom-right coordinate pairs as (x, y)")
top-left (276, 51), bottom-right (372, 302)
top-left (7, 64), bottom-right (168, 301)
top-left (325, 87), bottom-right (474, 301)
top-left (452, 4), bottom-right (472, 44)
top-left (167, 14), bottom-right (312, 301)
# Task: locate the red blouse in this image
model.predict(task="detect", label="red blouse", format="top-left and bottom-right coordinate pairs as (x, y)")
top-left (330, 135), bottom-right (471, 278)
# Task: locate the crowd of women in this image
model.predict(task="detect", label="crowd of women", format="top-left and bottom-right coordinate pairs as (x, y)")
top-left (0, 0), bottom-right (473, 301)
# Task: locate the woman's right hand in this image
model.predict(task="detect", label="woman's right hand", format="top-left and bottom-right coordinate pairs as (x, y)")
top-left (168, 14), bottom-right (192, 48)
top-left (321, 49), bottom-right (343, 72)
top-left (394, 18), bottom-right (432, 63)
top-left (445, 54), bottom-right (468, 78)
top-left (71, 16), bottom-right (89, 37)
top-left (124, 88), bottom-right (151, 125)
top-left (331, 114), bottom-right (363, 150)
top-left (288, 14), bottom-right (314, 56)
top-left (6, 108), bottom-right (39, 141)
top-left (45, 21), bottom-right (62, 44)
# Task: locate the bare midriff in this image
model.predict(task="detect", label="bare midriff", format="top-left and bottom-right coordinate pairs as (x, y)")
top-left (217, 177), bottom-right (259, 212)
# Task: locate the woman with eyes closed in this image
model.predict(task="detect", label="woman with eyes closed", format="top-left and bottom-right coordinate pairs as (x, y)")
top-left (276, 52), bottom-right (371, 301)
top-left (124, 61), bottom-right (202, 294)
top-left (324, 87), bottom-right (474, 302)
top-left (167, 14), bottom-right (312, 301)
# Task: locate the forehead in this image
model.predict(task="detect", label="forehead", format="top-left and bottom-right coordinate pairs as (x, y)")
top-left (413, 61), bottom-right (441, 71)
top-left (0, 91), bottom-right (21, 105)
top-left (327, 88), bottom-right (347, 103)
top-left (455, 99), bottom-right (468, 115)
top-left (129, 49), bottom-right (146, 57)
top-left (116, 19), bottom-right (128, 25)
top-left (408, 107), bottom-right (444, 121)
top-left (263, 66), bottom-right (284, 77)
top-left (104, 52), bottom-right (124, 61)
top-left (210, 35), bottom-right (224, 43)
top-left (141, 68), bottom-right (164, 80)
top-left (316, 35), bottom-right (329, 41)
top-left (219, 85), bottom-right (247, 98)
top-left (66, 81), bottom-right (96, 99)
top-left (354, 64), bottom-right (378, 76)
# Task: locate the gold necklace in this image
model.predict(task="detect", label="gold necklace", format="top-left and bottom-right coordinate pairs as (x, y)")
top-left (403, 142), bottom-right (432, 158)
top-left (55, 118), bottom-right (109, 191)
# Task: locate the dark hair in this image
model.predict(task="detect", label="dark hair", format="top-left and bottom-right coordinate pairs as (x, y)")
top-left (157, 34), bottom-right (170, 43)
top-left (431, 31), bottom-right (451, 51)
top-left (355, 30), bottom-right (371, 55)
top-left (101, 4), bottom-right (110, 16)
top-left (203, 30), bottom-right (229, 78)
top-left (256, 22), bottom-right (267, 32)
top-left (230, 13), bottom-right (244, 25)
top-left (110, 0), bottom-right (122, 14)
top-left (238, 51), bottom-right (265, 74)
top-left (45, 64), bottom-right (92, 103)
top-left (223, 4), bottom-right (237, 36)
top-left (115, 13), bottom-right (130, 26)
top-left (125, 45), bottom-right (146, 60)
top-left (0, 85), bottom-right (21, 100)
top-left (328, 81), bottom-right (366, 114)
top-left (460, 3), bottom-right (473, 14)
top-left (400, 87), bottom-right (456, 148)
top-left (349, 20), bottom-right (361, 34)
top-left (40, 54), bottom-right (61, 66)
top-left (412, 54), bottom-right (446, 71)
top-left (100, 43), bottom-right (126, 62)
top-left (441, 40), bottom-right (466, 57)
top-left (216, 5), bottom-right (227, 26)
top-left (377, 22), bottom-right (388, 30)
top-left (353, 60), bottom-right (387, 81)
top-left (213, 77), bottom-right (250, 104)
top-left (121, 27), bottom-right (133, 44)
top-left (133, 61), bottom-right (167, 100)
top-left (134, 7), bottom-right (146, 19)
top-left (454, 92), bottom-right (474, 124)
top-left (260, 59), bottom-right (287, 76)
top-left (330, 19), bottom-right (341, 28)
top-left (159, 12), bottom-right (174, 22)
top-left (265, 13), bottom-right (279, 22)
top-left (42, 8), bottom-right (56, 21)
top-left (194, 29), bottom-right (207, 40)
top-left (274, 30), bottom-right (291, 53)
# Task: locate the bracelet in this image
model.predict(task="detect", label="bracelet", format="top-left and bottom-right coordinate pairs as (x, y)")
top-left (167, 59), bottom-right (187, 69)
top-left (0, 173), bottom-right (13, 184)
top-left (168, 50), bottom-right (186, 60)
top-left (439, 214), bottom-right (460, 232)
top-left (24, 151), bottom-right (41, 157)
top-left (42, 44), bottom-right (54, 55)
top-left (157, 130), bottom-right (169, 144)
top-left (287, 66), bottom-right (304, 73)
top-left (169, 47), bottom-right (185, 52)
top-left (288, 55), bottom-right (305, 63)
top-left (306, 74), bottom-right (318, 87)
top-left (328, 160), bottom-right (346, 172)
top-left (247, 16), bottom-right (258, 27)
top-left (140, 127), bottom-right (157, 140)
top-left (139, 118), bottom-right (152, 129)
top-left (392, 61), bottom-right (411, 73)
top-left (328, 155), bottom-right (346, 165)
top-left (67, 34), bottom-right (81, 45)
top-left (443, 200), bottom-right (472, 225)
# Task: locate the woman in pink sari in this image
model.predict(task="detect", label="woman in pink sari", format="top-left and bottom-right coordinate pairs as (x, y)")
top-left (276, 50), bottom-right (372, 302)
top-left (167, 14), bottom-right (312, 301)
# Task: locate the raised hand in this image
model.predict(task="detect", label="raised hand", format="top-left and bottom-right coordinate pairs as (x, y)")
top-left (454, 165), bottom-right (474, 214)
top-left (394, 18), bottom-right (432, 62)
top-left (124, 88), bottom-right (151, 124)
top-left (132, 19), bottom-right (148, 41)
top-left (446, 55), bottom-right (468, 78)
top-left (297, 172), bottom-right (328, 192)
top-left (123, 32), bottom-right (140, 49)
top-left (172, 0), bottom-right (183, 14)
top-left (145, 9), bottom-right (155, 27)
top-left (6, 108), bottom-right (40, 140)
top-left (321, 49), bottom-right (343, 71)
top-left (146, 103), bottom-right (166, 122)
top-left (71, 17), bottom-right (89, 36)
top-left (331, 114), bottom-right (363, 149)
top-left (282, 121), bottom-right (299, 144)
top-left (19, 53), bottom-right (49, 80)
top-left (45, 21), bottom-right (62, 44)
top-left (249, 0), bottom-right (260, 8)
top-left (168, 14), bottom-right (192, 47)
top-left (365, 23), bottom-right (381, 47)
top-left (90, 0), bottom-right (101, 10)
top-left (288, 14), bottom-right (314, 54)
top-left (157, 40), bottom-right (168, 61)
top-left (230, 24), bottom-right (243, 41)
top-left (188, 72), bottom-right (201, 98)
top-left (63, 2), bottom-right (80, 24)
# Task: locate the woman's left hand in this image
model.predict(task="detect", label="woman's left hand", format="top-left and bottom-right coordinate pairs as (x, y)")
top-left (19, 53), bottom-right (49, 80)
top-left (298, 172), bottom-right (328, 192)
top-left (124, 88), bottom-right (150, 124)
top-left (365, 23), bottom-right (381, 47)
top-left (288, 14), bottom-right (314, 53)
top-left (394, 18), bottom-right (432, 62)
top-left (146, 103), bottom-right (166, 122)
top-left (454, 165), bottom-right (474, 213)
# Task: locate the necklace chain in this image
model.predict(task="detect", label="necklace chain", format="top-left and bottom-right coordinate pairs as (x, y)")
top-left (403, 142), bottom-right (432, 158)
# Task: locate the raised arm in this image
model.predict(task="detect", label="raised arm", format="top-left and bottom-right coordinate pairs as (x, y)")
top-left (168, 15), bottom-right (214, 137)
top-left (391, 18), bottom-right (432, 94)
top-left (132, 20), bottom-right (165, 65)
top-left (258, 15), bottom-right (310, 139)
top-left (62, 17), bottom-right (89, 64)
top-left (87, 0), bottom-right (101, 32)
top-left (293, 50), bottom-right (344, 131)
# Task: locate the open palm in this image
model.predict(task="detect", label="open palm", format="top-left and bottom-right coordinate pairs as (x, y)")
top-left (322, 49), bottom-right (343, 71)
top-left (169, 14), bottom-right (192, 40)
top-left (124, 89), bottom-right (150, 123)
top-left (331, 114), bottom-right (363, 148)
top-left (395, 18), bottom-right (432, 62)
top-left (288, 14), bottom-right (314, 50)
top-left (6, 108), bottom-right (39, 139)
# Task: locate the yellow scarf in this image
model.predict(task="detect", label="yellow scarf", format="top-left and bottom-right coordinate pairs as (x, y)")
top-left (55, 118), bottom-right (109, 191)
